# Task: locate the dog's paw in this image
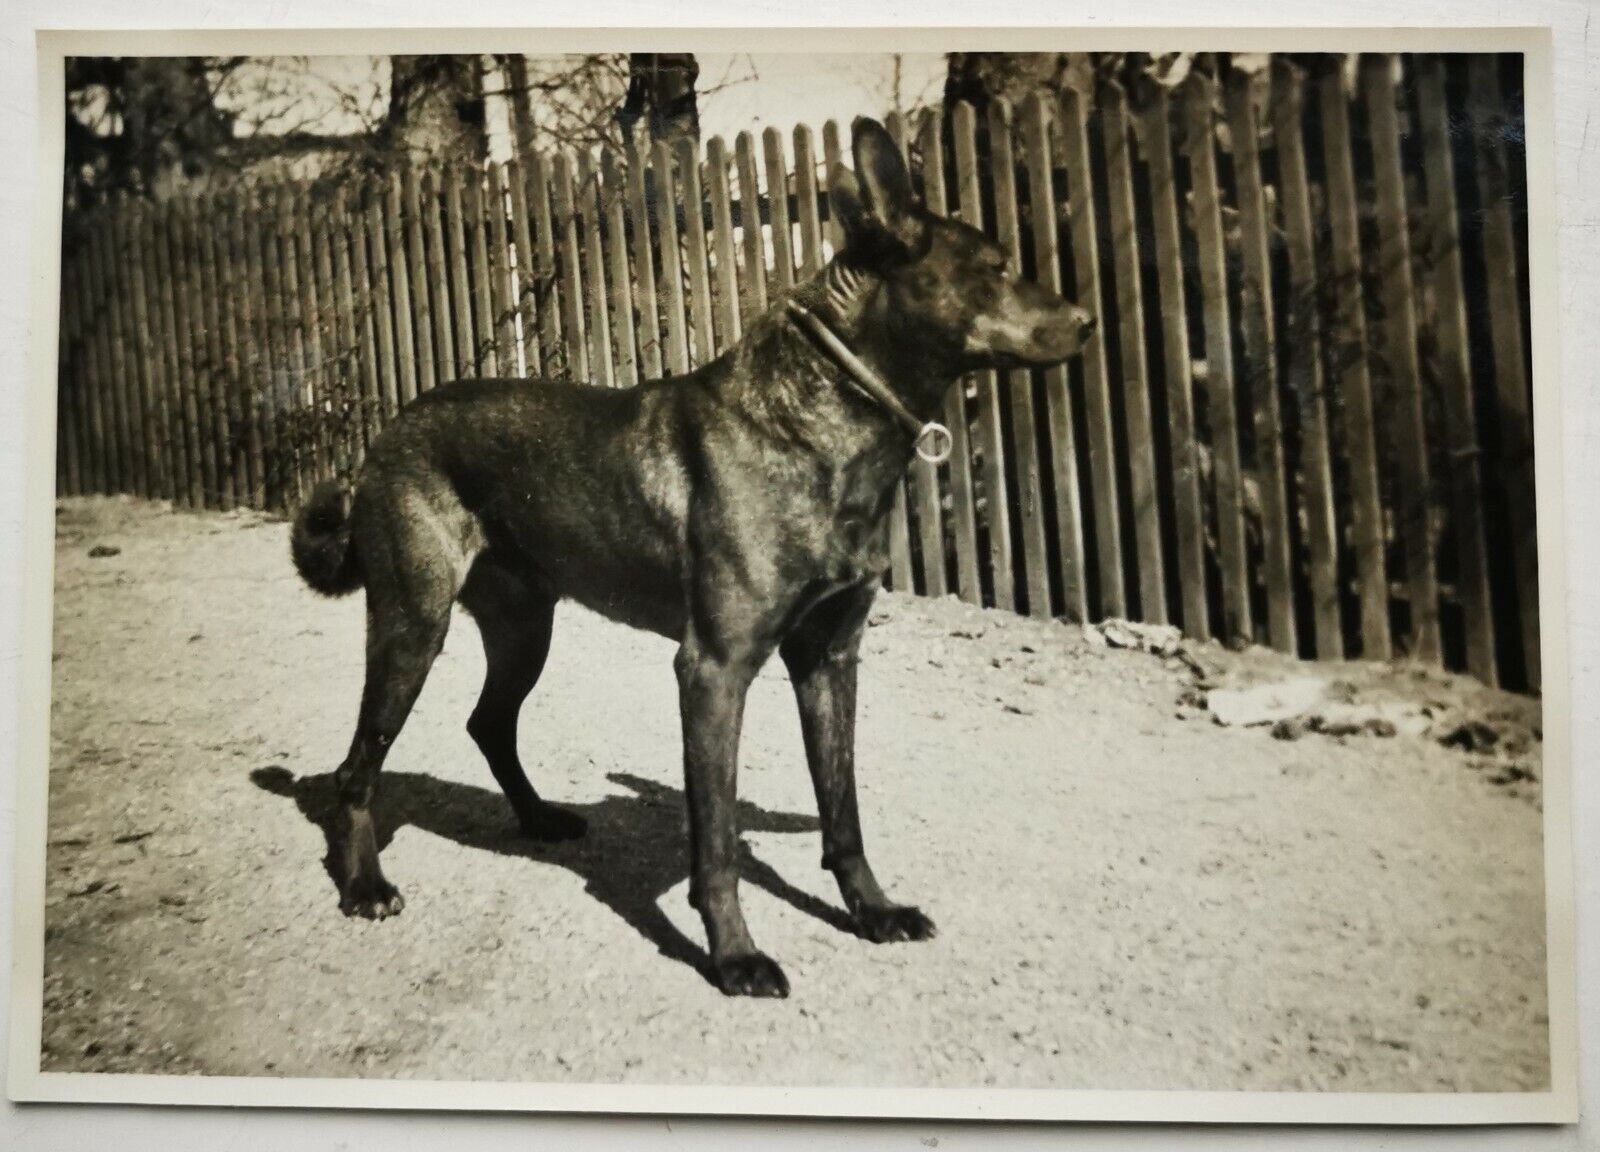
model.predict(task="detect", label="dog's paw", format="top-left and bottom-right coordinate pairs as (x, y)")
top-left (853, 903), bottom-right (937, 944)
top-left (519, 802), bottom-right (588, 842)
top-left (339, 877), bottom-right (406, 920)
top-left (713, 952), bottom-right (790, 998)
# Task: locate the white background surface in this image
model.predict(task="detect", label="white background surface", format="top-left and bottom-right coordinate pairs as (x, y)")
top-left (1, 2), bottom-right (1595, 1148)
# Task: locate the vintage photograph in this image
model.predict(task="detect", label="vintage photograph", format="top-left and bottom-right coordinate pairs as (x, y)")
top-left (17, 33), bottom-right (1565, 1111)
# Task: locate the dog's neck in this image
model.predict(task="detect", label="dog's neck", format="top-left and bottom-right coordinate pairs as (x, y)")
top-left (797, 256), bottom-right (955, 421)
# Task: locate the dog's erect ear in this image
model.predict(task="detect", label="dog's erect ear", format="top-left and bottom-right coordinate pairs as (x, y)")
top-left (828, 118), bottom-right (924, 256)
top-left (851, 117), bottom-right (917, 230)
top-left (828, 164), bottom-right (871, 246)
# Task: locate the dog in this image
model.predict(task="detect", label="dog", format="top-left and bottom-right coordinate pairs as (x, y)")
top-left (290, 117), bottom-right (1095, 997)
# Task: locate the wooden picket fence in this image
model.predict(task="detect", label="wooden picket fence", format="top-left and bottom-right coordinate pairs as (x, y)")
top-left (53, 53), bottom-right (1539, 691)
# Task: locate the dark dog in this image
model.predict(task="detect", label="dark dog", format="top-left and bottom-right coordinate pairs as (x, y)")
top-left (291, 118), bottom-right (1094, 997)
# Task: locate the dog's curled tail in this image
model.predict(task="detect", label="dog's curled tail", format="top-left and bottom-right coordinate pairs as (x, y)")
top-left (291, 481), bottom-right (361, 597)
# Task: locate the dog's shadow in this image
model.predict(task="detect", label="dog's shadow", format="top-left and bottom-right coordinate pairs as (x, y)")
top-left (251, 765), bottom-right (851, 985)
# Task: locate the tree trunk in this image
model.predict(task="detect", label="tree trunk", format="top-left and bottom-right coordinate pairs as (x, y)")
top-left (617, 53), bottom-right (700, 145)
top-left (385, 55), bottom-right (489, 162)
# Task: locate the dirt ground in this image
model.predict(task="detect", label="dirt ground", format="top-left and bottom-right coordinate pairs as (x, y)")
top-left (37, 496), bottom-right (1550, 1092)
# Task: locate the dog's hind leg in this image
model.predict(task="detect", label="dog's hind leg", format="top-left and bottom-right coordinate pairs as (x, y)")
top-left (460, 559), bottom-right (586, 841)
top-left (333, 486), bottom-right (472, 919)
top-left (780, 583), bottom-right (936, 944)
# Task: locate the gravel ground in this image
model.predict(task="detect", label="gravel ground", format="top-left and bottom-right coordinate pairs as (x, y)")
top-left (38, 496), bottom-right (1550, 1091)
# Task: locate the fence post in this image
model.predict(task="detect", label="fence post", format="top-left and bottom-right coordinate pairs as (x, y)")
top-left (241, 194), bottom-right (279, 507)
top-left (444, 166), bottom-right (475, 380)
top-left (56, 244), bottom-right (84, 496)
top-left (676, 136), bottom-right (716, 369)
top-left (880, 111), bottom-right (920, 598)
top-left (1102, 80), bottom-right (1168, 625)
top-left (1467, 54), bottom-right (1539, 690)
top-left (1182, 71), bottom-right (1250, 646)
top-left (1226, 67), bottom-right (1296, 655)
top-left (705, 136), bottom-right (742, 354)
top-left (84, 213), bottom-right (124, 494)
top-left (163, 200), bottom-right (206, 508)
top-left (363, 178), bottom-right (401, 432)
top-left (67, 241), bottom-right (107, 494)
top-left (1060, 86), bottom-right (1125, 621)
top-left (291, 185), bottom-right (330, 490)
top-left (1138, 82), bottom-right (1207, 639)
top-left (1364, 54), bottom-right (1441, 665)
top-left (328, 188), bottom-right (361, 484)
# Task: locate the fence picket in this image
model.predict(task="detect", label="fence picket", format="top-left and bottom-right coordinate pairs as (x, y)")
top-left (345, 187), bottom-right (384, 458)
top-left (1364, 54), bottom-right (1441, 664)
top-left (793, 125), bottom-right (825, 277)
top-left (465, 167), bottom-right (499, 376)
top-left (602, 151), bottom-right (639, 388)
top-left (402, 167), bottom-right (437, 394)
top-left (578, 152), bottom-right (615, 387)
top-left (1467, 55), bottom-right (1539, 689)
top-left (1226, 70), bottom-right (1296, 654)
top-left (928, 108), bottom-right (986, 610)
top-left (388, 172), bottom-right (420, 405)
top-left (1271, 64), bottom-right (1341, 659)
top-left (528, 154), bottom-right (564, 377)
top-left (486, 163), bottom-right (518, 372)
top-left (364, 179), bottom-right (401, 429)
top-left (444, 167), bottom-right (475, 379)
top-left (102, 207), bottom-right (141, 498)
top-left (165, 201), bottom-right (207, 507)
top-left (734, 132), bottom-right (768, 323)
top-left (194, 196), bottom-right (235, 507)
top-left (1183, 73), bottom-right (1250, 645)
top-left (551, 153), bottom-right (589, 381)
top-left (328, 190), bottom-right (361, 482)
top-left (1416, 57), bottom-right (1497, 684)
top-left (881, 111), bottom-right (919, 598)
top-left (988, 99), bottom-right (1051, 617)
top-left (822, 121), bottom-right (844, 254)
top-left (763, 127), bottom-right (796, 291)
top-left (651, 141), bottom-right (691, 376)
top-left (1036, 111), bottom-right (1093, 621)
top-left (1060, 87), bottom-right (1124, 620)
top-left (677, 136), bottom-right (716, 369)
top-left (1319, 65), bottom-right (1390, 661)
top-left (626, 143), bottom-right (665, 379)
top-left (706, 136), bottom-right (742, 353)
top-left (506, 158), bottom-right (539, 377)
top-left (291, 187), bottom-right (330, 489)
top-left (953, 101), bottom-right (1015, 612)
top-left (70, 241), bottom-right (108, 494)
top-left (1138, 84), bottom-right (1206, 638)
top-left (240, 196), bottom-right (278, 506)
top-left (1102, 81), bottom-right (1167, 625)
top-left (57, 248), bottom-right (84, 495)
top-left (84, 215), bottom-right (124, 494)
top-left (421, 169), bottom-right (454, 389)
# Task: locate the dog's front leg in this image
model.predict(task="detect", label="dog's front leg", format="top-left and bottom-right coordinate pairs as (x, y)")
top-left (780, 586), bottom-right (937, 944)
top-left (675, 636), bottom-right (789, 998)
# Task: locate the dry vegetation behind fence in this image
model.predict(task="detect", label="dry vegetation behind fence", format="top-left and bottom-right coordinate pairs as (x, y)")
top-left (54, 53), bottom-right (1539, 690)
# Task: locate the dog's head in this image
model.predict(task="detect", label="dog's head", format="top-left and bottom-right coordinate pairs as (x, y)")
top-left (829, 117), bottom-right (1097, 373)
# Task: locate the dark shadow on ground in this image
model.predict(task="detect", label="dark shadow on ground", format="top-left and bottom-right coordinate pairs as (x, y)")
top-left (250, 765), bottom-right (853, 985)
